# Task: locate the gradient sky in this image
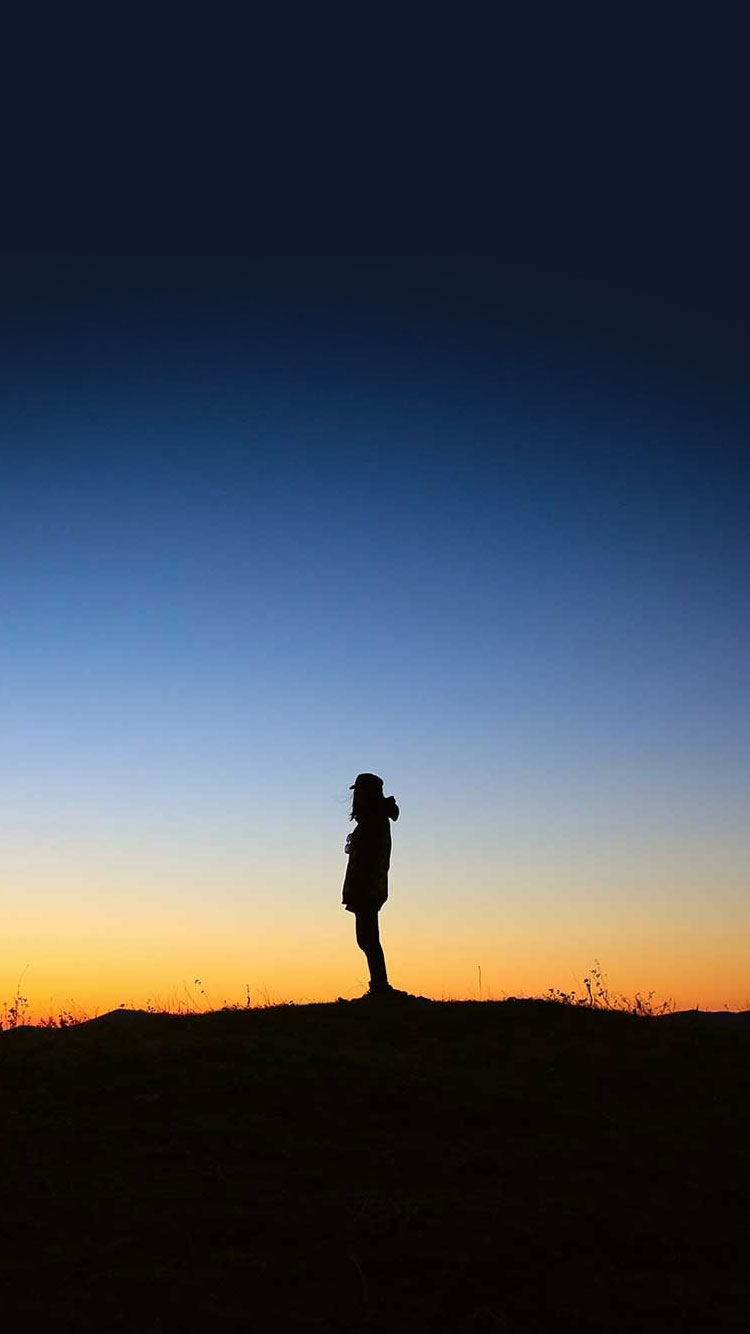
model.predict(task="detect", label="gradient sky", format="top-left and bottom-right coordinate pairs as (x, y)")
top-left (1, 253), bottom-right (748, 1015)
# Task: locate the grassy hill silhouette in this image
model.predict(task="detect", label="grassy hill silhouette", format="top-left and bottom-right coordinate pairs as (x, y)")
top-left (2, 998), bottom-right (748, 1330)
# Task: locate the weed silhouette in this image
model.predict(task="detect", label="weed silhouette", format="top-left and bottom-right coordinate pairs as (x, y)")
top-left (545, 959), bottom-right (674, 1016)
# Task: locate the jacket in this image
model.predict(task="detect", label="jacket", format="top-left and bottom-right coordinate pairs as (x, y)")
top-left (342, 815), bottom-right (392, 912)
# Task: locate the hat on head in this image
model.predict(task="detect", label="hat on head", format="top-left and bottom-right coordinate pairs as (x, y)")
top-left (350, 772), bottom-right (384, 790)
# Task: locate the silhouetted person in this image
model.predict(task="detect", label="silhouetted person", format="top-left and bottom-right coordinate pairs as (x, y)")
top-left (342, 773), bottom-right (400, 997)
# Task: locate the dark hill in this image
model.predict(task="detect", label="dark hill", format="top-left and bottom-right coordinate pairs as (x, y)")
top-left (2, 999), bottom-right (748, 1331)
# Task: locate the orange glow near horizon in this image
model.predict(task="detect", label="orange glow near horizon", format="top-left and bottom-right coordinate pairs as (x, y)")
top-left (5, 919), bottom-right (748, 1024)
top-left (3, 835), bottom-right (749, 1023)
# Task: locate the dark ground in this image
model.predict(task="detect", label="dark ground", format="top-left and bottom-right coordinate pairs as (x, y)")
top-left (1, 998), bottom-right (748, 1331)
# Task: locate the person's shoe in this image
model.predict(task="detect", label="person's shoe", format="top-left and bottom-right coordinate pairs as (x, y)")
top-left (348, 985), bottom-right (417, 1002)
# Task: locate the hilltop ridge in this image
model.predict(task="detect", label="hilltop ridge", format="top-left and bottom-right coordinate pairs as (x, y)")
top-left (2, 998), bottom-right (748, 1330)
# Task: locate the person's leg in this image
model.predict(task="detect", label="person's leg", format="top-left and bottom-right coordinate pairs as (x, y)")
top-left (355, 907), bottom-right (389, 993)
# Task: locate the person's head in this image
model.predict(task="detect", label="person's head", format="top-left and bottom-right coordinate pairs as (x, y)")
top-left (350, 772), bottom-right (400, 823)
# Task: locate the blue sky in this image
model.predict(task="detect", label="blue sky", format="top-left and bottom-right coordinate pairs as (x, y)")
top-left (1, 258), bottom-right (748, 1009)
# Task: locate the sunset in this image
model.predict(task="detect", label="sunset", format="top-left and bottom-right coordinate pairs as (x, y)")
top-left (2, 256), bottom-right (748, 1020)
top-left (2, 7), bottom-right (749, 1326)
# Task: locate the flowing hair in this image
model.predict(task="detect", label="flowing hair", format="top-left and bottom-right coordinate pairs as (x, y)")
top-left (350, 775), bottom-right (400, 823)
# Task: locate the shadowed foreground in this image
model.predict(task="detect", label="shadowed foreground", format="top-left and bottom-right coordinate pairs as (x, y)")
top-left (2, 999), bottom-right (748, 1331)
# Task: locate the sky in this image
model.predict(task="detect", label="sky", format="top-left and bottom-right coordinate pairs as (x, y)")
top-left (1, 12), bottom-right (748, 1016)
top-left (1, 254), bottom-right (748, 1016)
